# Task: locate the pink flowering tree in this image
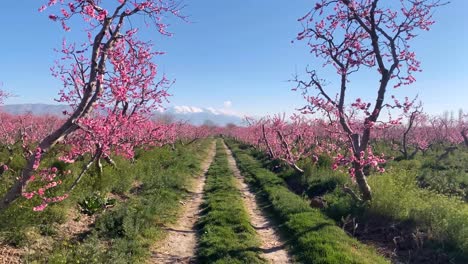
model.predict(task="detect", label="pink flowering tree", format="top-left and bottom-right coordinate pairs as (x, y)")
top-left (0, 0), bottom-right (183, 211)
top-left (397, 100), bottom-right (426, 159)
top-left (259, 114), bottom-right (318, 173)
top-left (227, 115), bottom-right (326, 173)
top-left (294, 0), bottom-right (443, 201)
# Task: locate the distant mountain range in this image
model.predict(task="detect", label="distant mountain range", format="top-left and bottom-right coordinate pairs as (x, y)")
top-left (0, 104), bottom-right (70, 116)
top-left (0, 104), bottom-right (245, 126)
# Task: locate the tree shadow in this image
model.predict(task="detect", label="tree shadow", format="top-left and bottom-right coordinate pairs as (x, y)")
top-left (150, 252), bottom-right (194, 264)
top-left (163, 227), bottom-right (196, 234)
top-left (260, 244), bottom-right (287, 254)
top-left (251, 223), bottom-right (272, 230)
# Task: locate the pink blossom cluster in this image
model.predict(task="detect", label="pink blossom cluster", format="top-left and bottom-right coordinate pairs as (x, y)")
top-left (333, 147), bottom-right (386, 176)
top-left (21, 167), bottom-right (71, 211)
top-left (39, 0), bottom-right (183, 34)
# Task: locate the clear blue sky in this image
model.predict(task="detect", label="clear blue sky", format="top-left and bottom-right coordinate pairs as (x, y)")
top-left (0, 1), bottom-right (466, 117)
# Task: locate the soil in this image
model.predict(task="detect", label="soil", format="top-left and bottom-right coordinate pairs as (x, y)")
top-left (57, 209), bottom-right (97, 241)
top-left (0, 244), bottom-right (23, 264)
top-left (148, 141), bottom-right (216, 264)
top-left (222, 142), bottom-right (292, 264)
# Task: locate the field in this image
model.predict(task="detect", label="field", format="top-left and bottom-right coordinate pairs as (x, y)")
top-left (1, 1), bottom-right (467, 263)
top-left (1, 132), bottom-right (467, 263)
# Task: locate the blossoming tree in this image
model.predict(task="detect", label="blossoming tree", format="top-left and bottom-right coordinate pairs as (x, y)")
top-left (294, 0), bottom-right (443, 200)
top-left (0, 0), bottom-right (183, 211)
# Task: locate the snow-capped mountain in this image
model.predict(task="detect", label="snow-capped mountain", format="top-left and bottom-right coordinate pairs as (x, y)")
top-left (0, 104), bottom-right (244, 126)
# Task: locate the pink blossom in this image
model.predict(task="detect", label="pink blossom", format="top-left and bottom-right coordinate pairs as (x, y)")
top-left (38, 188), bottom-right (45, 196)
top-left (22, 192), bottom-right (35, 200)
top-left (33, 203), bottom-right (48, 212)
top-left (97, 10), bottom-right (108, 21)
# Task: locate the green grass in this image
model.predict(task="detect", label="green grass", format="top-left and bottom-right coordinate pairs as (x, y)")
top-left (225, 139), bottom-right (388, 264)
top-left (230, 139), bottom-right (468, 263)
top-left (0, 139), bottom-right (214, 263)
top-left (368, 166), bottom-right (468, 259)
top-left (196, 140), bottom-right (266, 264)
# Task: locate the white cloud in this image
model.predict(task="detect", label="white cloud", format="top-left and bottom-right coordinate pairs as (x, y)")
top-left (223, 100), bottom-right (232, 108)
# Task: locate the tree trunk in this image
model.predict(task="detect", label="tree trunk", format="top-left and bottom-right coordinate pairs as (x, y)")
top-left (353, 162), bottom-right (372, 201)
top-left (462, 129), bottom-right (468, 148)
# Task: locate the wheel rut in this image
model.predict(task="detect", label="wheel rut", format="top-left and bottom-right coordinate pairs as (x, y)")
top-left (148, 141), bottom-right (216, 264)
top-left (222, 141), bottom-right (292, 264)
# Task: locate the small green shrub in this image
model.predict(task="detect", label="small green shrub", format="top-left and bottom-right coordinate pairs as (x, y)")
top-left (79, 192), bottom-right (116, 216)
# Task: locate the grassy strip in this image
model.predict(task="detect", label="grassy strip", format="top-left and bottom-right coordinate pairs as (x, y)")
top-left (225, 139), bottom-right (389, 264)
top-left (27, 139), bottom-right (214, 263)
top-left (195, 140), bottom-right (266, 264)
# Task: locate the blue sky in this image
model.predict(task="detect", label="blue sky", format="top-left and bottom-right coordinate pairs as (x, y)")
top-left (0, 1), bottom-right (466, 117)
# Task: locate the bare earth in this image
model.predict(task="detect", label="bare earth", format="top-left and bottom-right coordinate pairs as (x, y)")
top-left (0, 244), bottom-right (22, 264)
top-left (222, 141), bottom-right (292, 264)
top-left (148, 141), bottom-right (216, 264)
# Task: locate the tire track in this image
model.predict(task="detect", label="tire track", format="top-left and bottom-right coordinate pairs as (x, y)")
top-left (222, 141), bottom-right (292, 264)
top-left (149, 141), bottom-right (216, 264)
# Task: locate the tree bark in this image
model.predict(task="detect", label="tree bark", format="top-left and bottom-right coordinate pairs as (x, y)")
top-left (353, 161), bottom-right (372, 201)
top-left (462, 129), bottom-right (468, 147)
top-left (262, 124), bottom-right (275, 159)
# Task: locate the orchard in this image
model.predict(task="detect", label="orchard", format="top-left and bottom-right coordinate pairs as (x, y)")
top-left (1, 1), bottom-right (467, 263)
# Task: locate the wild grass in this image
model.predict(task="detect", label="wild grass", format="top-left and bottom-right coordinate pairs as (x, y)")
top-left (0, 139), bottom-right (213, 263)
top-left (369, 166), bottom-right (468, 259)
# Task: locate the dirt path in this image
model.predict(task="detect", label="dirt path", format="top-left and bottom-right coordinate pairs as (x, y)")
top-left (222, 141), bottom-right (292, 264)
top-left (148, 141), bottom-right (216, 264)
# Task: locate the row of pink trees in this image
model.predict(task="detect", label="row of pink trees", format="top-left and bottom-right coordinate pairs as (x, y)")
top-left (0, 112), bottom-right (197, 211)
top-left (376, 109), bottom-right (468, 159)
top-left (0, 112), bottom-right (217, 211)
top-left (227, 108), bottom-right (466, 202)
top-left (0, 0), bottom-right (185, 211)
top-left (0, 113), bottom-right (61, 177)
